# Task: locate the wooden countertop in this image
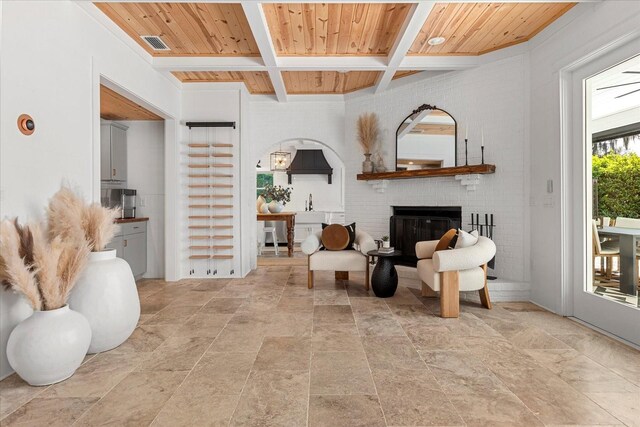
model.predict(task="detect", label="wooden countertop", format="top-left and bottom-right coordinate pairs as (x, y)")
top-left (115, 217), bottom-right (149, 224)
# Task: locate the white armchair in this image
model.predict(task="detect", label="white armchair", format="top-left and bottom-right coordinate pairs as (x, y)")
top-left (301, 230), bottom-right (377, 289)
top-left (415, 236), bottom-right (496, 318)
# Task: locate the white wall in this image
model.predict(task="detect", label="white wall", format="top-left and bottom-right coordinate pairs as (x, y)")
top-left (344, 55), bottom-right (531, 287)
top-left (249, 99), bottom-right (346, 163)
top-left (0, 1), bottom-right (180, 378)
top-left (121, 121), bottom-right (165, 279)
top-left (528, 1), bottom-right (640, 313)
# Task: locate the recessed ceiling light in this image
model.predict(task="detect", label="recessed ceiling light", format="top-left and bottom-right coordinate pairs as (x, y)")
top-left (428, 37), bottom-right (446, 46)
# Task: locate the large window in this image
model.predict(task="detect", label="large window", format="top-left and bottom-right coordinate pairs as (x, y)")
top-left (256, 172), bottom-right (273, 199)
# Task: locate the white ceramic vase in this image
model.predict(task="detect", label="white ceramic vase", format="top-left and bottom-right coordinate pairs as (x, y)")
top-left (69, 249), bottom-right (140, 354)
top-left (268, 201), bottom-right (284, 213)
top-left (7, 305), bottom-right (91, 386)
top-left (256, 195), bottom-right (266, 213)
top-left (259, 203), bottom-right (270, 214)
top-left (382, 240), bottom-right (390, 248)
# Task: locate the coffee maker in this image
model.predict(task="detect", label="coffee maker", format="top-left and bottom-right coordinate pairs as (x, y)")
top-left (103, 188), bottom-right (137, 219)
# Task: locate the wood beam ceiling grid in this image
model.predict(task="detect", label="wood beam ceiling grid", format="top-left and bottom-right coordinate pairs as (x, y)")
top-left (92, 2), bottom-right (577, 98)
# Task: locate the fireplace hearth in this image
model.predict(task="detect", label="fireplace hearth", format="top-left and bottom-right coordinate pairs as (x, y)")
top-left (390, 206), bottom-right (462, 267)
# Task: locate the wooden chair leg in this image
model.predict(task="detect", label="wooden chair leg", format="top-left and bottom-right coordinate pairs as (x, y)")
top-left (440, 271), bottom-right (459, 318)
top-left (479, 264), bottom-right (492, 310)
top-left (421, 280), bottom-right (437, 297)
top-left (335, 271), bottom-right (349, 280)
top-left (365, 261), bottom-right (370, 291)
top-left (308, 256), bottom-right (314, 289)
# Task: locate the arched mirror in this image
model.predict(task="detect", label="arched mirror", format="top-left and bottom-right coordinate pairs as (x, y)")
top-left (395, 104), bottom-right (457, 171)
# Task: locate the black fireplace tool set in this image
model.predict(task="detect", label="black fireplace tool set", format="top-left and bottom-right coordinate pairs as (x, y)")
top-left (469, 213), bottom-right (497, 280)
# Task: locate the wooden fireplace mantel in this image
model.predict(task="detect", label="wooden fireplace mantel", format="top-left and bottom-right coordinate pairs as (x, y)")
top-left (356, 164), bottom-right (495, 181)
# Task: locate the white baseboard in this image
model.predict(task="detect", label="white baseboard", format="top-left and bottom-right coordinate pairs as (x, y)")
top-left (396, 265), bottom-right (531, 302)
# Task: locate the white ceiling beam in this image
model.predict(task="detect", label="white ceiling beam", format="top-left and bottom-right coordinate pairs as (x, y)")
top-left (152, 55), bottom-right (482, 73)
top-left (153, 56), bottom-right (266, 72)
top-left (277, 56), bottom-right (388, 71)
top-left (241, 2), bottom-right (287, 102)
top-left (375, 2), bottom-right (435, 94)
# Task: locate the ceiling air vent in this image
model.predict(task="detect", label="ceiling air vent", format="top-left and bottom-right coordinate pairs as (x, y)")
top-left (141, 35), bottom-right (170, 51)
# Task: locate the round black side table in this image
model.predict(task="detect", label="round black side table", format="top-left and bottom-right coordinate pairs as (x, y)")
top-left (367, 250), bottom-right (402, 298)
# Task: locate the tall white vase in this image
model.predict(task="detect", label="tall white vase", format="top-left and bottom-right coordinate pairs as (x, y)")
top-left (69, 249), bottom-right (140, 354)
top-left (7, 305), bottom-right (91, 386)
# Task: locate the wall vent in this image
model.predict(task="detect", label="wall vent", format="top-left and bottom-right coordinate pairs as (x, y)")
top-left (141, 35), bottom-right (170, 51)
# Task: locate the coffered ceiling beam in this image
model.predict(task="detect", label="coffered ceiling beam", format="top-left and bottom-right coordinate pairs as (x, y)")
top-left (153, 56), bottom-right (266, 72)
top-left (375, 2), bottom-right (435, 94)
top-left (277, 56), bottom-right (388, 71)
top-left (241, 1), bottom-right (287, 102)
top-left (153, 55), bottom-right (481, 73)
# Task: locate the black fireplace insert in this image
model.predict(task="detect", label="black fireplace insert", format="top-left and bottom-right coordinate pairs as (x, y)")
top-left (390, 206), bottom-right (462, 267)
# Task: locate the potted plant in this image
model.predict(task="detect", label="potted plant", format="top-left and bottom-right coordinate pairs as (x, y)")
top-left (381, 235), bottom-right (390, 249)
top-left (48, 187), bottom-right (139, 354)
top-left (261, 184), bottom-right (292, 213)
top-left (1, 219), bottom-right (92, 386)
top-left (357, 113), bottom-right (380, 174)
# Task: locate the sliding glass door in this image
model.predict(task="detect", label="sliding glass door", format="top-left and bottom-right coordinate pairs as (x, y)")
top-left (569, 44), bottom-right (640, 346)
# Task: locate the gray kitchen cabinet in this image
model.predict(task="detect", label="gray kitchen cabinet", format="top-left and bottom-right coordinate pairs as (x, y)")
top-left (100, 122), bottom-right (128, 182)
top-left (124, 231), bottom-right (147, 278)
top-left (105, 221), bottom-right (147, 279)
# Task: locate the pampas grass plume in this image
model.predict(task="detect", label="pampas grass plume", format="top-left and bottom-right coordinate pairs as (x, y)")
top-left (48, 186), bottom-right (120, 252)
top-left (0, 219), bottom-right (42, 310)
top-left (357, 113), bottom-right (380, 154)
top-left (83, 203), bottom-right (120, 252)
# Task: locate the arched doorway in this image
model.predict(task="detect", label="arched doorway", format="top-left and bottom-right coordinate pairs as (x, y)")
top-left (255, 139), bottom-right (346, 264)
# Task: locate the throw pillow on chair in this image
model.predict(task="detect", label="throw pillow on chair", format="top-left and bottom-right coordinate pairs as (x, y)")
top-left (321, 224), bottom-right (350, 251)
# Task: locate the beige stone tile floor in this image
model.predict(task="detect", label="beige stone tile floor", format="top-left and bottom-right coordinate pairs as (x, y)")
top-left (1, 266), bottom-right (639, 426)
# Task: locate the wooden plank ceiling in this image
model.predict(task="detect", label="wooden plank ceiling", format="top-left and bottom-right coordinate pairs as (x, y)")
top-left (262, 3), bottom-right (411, 56)
top-left (94, 2), bottom-right (576, 95)
top-left (282, 71), bottom-right (380, 94)
top-left (100, 85), bottom-right (163, 121)
top-left (94, 2), bottom-right (260, 56)
top-left (172, 71), bottom-right (275, 94)
top-left (409, 2), bottom-right (576, 55)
